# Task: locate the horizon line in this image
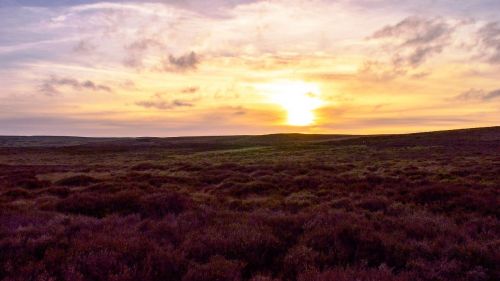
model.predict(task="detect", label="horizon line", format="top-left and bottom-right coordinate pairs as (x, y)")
top-left (0, 126), bottom-right (498, 139)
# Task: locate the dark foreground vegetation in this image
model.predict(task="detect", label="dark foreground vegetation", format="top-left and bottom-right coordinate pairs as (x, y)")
top-left (1, 127), bottom-right (499, 281)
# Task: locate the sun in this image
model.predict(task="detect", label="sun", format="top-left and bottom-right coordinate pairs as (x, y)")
top-left (257, 80), bottom-right (324, 126)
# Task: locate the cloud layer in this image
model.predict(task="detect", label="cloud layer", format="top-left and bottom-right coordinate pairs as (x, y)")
top-left (0, 0), bottom-right (499, 136)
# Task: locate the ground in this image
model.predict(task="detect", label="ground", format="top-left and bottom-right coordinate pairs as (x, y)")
top-left (0, 127), bottom-right (499, 281)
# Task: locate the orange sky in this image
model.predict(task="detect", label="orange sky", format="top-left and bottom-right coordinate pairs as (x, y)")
top-left (0, 0), bottom-right (499, 136)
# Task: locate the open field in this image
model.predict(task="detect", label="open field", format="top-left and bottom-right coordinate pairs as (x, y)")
top-left (1, 127), bottom-right (499, 281)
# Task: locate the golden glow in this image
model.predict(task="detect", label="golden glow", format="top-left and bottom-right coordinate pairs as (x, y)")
top-left (257, 80), bottom-right (324, 126)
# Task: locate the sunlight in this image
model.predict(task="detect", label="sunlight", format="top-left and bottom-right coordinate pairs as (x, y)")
top-left (257, 80), bottom-right (324, 126)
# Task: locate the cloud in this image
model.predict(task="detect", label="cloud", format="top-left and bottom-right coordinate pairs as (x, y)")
top-left (162, 51), bottom-right (200, 71)
top-left (484, 89), bottom-right (500, 100)
top-left (73, 40), bottom-right (96, 54)
top-left (126, 38), bottom-right (162, 52)
top-left (40, 76), bottom-right (112, 96)
top-left (2, 0), bottom-right (259, 16)
top-left (477, 22), bottom-right (500, 64)
top-left (371, 17), bottom-right (451, 46)
top-left (181, 87), bottom-right (199, 94)
top-left (136, 100), bottom-right (194, 110)
top-left (455, 88), bottom-right (500, 101)
top-left (123, 38), bottom-right (164, 68)
top-left (232, 106), bottom-right (246, 115)
top-left (365, 16), bottom-right (455, 79)
top-left (135, 92), bottom-right (194, 110)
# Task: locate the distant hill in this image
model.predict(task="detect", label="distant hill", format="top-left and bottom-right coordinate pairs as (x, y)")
top-left (0, 126), bottom-right (498, 148)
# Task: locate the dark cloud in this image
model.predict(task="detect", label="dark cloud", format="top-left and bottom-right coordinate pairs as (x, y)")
top-left (40, 76), bottom-right (112, 96)
top-left (455, 88), bottom-right (500, 101)
top-left (163, 51), bottom-right (200, 72)
top-left (478, 22), bottom-right (500, 64)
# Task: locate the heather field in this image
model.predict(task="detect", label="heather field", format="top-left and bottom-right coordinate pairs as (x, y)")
top-left (0, 127), bottom-right (499, 281)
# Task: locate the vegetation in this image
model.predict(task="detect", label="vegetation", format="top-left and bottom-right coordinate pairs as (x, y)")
top-left (0, 127), bottom-right (499, 281)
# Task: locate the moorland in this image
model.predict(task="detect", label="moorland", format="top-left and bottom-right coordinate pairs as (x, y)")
top-left (0, 127), bottom-right (499, 281)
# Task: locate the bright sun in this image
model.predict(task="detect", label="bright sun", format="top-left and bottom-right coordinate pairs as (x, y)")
top-left (257, 80), bottom-right (324, 126)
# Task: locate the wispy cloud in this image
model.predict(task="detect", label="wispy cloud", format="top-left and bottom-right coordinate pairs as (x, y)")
top-left (364, 16), bottom-right (456, 79)
top-left (455, 88), bottom-right (500, 101)
top-left (135, 92), bottom-right (195, 110)
top-left (181, 87), bottom-right (199, 94)
top-left (477, 22), bottom-right (500, 64)
top-left (40, 76), bottom-right (112, 96)
top-left (123, 38), bottom-right (164, 68)
top-left (73, 39), bottom-right (97, 54)
top-left (136, 99), bottom-right (194, 110)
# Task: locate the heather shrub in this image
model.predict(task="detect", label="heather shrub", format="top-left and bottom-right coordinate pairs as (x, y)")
top-left (413, 185), bottom-right (459, 204)
top-left (365, 175), bottom-right (384, 185)
top-left (56, 191), bottom-right (142, 217)
top-left (140, 216), bottom-right (182, 245)
top-left (356, 196), bottom-right (390, 212)
top-left (45, 187), bottom-right (71, 197)
top-left (130, 162), bottom-right (165, 171)
top-left (330, 198), bottom-right (354, 210)
top-left (182, 222), bottom-right (282, 273)
top-left (1, 128), bottom-right (499, 281)
top-left (55, 175), bottom-right (100, 187)
top-left (65, 248), bottom-right (138, 281)
top-left (297, 266), bottom-right (410, 281)
top-left (227, 180), bottom-right (276, 197)
top-left (1, 188), bottom-right (31, 199)
top-left (182, 255), bottom-right (243, 281)
top-left (284, 192), bottom-right (318, 212)
top-left (141, 246), bottom-right (187, 281)
top-left (82, 182), bottom-right (121, 193)
top-left (19, 178), bottom-right (50, 189)
top-left (122, 173), bottom-right (188, 187)
top-left (199, 169), bottom-right (234, 185)
top-left (256, 212), bottom-right (306, 250)
top-left (140, 191), bottom-right (192, 217)
top-left (249, 275), bottom-right (279, 281)
top-left (283, 245), bottom-right (319, 279)
top-left (302, 213), bottom-right (390, 268)
top-left (293, 175), bottom-right (320, 189)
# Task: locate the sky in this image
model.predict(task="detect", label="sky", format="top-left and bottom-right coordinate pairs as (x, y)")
top-left (0, 0), bottom-right (499, 137)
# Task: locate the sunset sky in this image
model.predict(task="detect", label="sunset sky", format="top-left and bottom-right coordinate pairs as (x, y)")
top-left (1, 0), bottom-right (499, 136)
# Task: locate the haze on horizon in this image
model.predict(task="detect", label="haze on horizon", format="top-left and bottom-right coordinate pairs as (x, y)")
top-left (1, 0), bottom-right (499, 137)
